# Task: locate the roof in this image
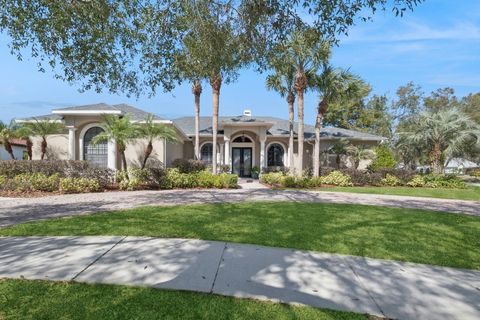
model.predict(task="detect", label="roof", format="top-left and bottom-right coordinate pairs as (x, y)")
top-left (18, 103), bottom-right (165, 122)
top-left (0, 138), bottom-right (28, 147)
top-left (173, 115), bottom-right (385, 141)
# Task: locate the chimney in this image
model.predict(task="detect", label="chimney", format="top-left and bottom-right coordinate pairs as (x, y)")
top-left (243, 109), bottom-right (252, 117)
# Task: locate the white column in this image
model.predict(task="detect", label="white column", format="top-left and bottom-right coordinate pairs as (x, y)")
top-left (224, 139), bottom-right (230, 170)
top-left (107, 139), bottom-right (117, 170)
top-left (260, 138), bottom-right (266, 172)
top-left (67, 126), bottom-right (77, 160)
top-left (219, 143), bottom-right (224, 165)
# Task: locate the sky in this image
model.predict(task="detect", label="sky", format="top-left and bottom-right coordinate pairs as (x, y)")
top-left (0, 0), bottom-right (479, 124)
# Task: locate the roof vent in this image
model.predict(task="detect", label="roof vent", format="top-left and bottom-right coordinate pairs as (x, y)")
top-left (243, 109), bottom-right (252, 117)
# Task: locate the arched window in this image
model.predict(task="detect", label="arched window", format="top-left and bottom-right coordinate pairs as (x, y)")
top-left (200, 143), bottom-right (213, 163)
top-left (267, 143), bottom-right (284, 167)
top-left (83, 127), bottom-right (107, 167)
top-left (232, 136), bottom-right (252, 143)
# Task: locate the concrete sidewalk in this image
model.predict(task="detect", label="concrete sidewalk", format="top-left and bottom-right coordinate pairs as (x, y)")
top-left (0, 188), bottom-right (479, 227)
top-left (1, 236), bottom-right (479, 320)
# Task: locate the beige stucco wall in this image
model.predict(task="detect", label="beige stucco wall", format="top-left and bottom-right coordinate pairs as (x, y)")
top-left (31, 134), bottom-right (69, 160)
top-left (124, 138), bottom-right (166, 168)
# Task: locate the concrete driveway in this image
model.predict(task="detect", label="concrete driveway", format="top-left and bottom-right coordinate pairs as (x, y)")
top-left (1, 236), bottom-right (479, 320)
top-left (0, 188), bottom-right (478, 227)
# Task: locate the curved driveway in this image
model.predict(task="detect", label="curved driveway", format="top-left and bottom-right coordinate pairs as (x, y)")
top-left (0, 188), bottom-right (478, 227)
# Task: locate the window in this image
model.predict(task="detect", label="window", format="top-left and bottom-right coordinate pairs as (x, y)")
top-left (267, 143), bottom-right (284, 167)
top-left (200, 143), bottom-right (213, 163)
top-left (232, 136), bottom-right (252, 143)
top-left (83, 127), bottom-right (108, 168)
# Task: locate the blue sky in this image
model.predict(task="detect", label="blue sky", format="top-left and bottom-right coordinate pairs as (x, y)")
top-left (0, 0), bottom-right (479, 124)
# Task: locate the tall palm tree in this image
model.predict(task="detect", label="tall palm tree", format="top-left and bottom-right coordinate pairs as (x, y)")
top-left (312, 64), bottom-right (361, 176)
top-left (346, 145), bottom-right (375, 170)
top-left (398, 110), bottom-right (480, 174)
top-left (92, 114), bottom-right (138, 171)
top-left (192, 80), bottom-right (202, 160)
top-left (0, 121), bottom-right (17, 159)
top-left (266, 64), bottom-right (296, 171)
top-left (25, 118), bottom-right (64, 160)
top-left (137, 114), bottom-right (178, 169)
top-left (285, 28), bottom-right (329, 175)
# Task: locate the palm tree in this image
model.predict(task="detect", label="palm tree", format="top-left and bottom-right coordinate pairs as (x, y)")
top-left (191, 80), bottom-right (202, 160)
top-left (329, 138), bottom-right (351, 170)
top-left (285, 28), bottom-right (329, 175)
top-left (13, 124), bottom-right (34, 160)
top-left (266, 63), bottom-right (296, 172)
top-left (398, 110), bottom-right (480, 174)
top-left (0, 121), bottom-right (17, 159)
top-left (92, 114), bottom-right (137, 171)
top-left (137, 114), bottom-right (178, 169)
top-left (25, 118), bottom-right (64, 160)
top-left (346, 145), bottom-right (375, 170)
top-left (312, 64), bottom-right (362, 176)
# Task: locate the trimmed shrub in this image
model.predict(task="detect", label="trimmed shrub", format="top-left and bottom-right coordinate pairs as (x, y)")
top-left (340, 169), bottom-right (371, 186)
top-left (171, 159), bottom-right (206, 173)
top-left (369, 145), bottom-right (397, 171)
top-left (406, 174), bottom-right (466, 189)
top-left (10, 173), bottom-right (60, 192)
top-left (321, 171), bottom-right (353, 187)
top-left (260, 172), bottom-right (285, 186)
top-left (262, 166), bottom-right (288, 174)
top-left (407, 175), bottom-right (425, 187)
top-left (59, 177), bottom-right (101, 193)
top-left (159, 168), bottom-right (237, 189)
top-left (381, 174), bottom-right (401, 186)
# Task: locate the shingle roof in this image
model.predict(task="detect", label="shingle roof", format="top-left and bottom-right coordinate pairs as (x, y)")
top-left (173, 115), bottom-right (385, 141)
top-left (18, 103), bottom-right (164, 122)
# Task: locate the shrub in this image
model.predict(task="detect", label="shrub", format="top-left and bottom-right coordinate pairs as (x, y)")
top-left (321, 171), bottom-right (353, 187)
top-left (375, 169), bottom-right (415, 185)
top-left (369, 144), bottom-right (397, 171)
top-left (218, 164), bottom-right (231, 174)
top-left (0, 160), bottom-right (114, 187)
top-left (319, 167), bottom-right (336, 176)
top-left (407, 175), bottom-right (425, 187)
top-left (473, 169), bottom-right (480, 178)
top-left (260, 172), bottom-right (285, 186)
top-left (0, 175), bottom-right (6, 187)
top-left (381, 174), bottom-right (401, 186)
top-left (159, 168), bottom-right (237, 189)
top-left (10, 173), bottom-right (60, 192)
top-left (262, 166), bottom-right (288, 174)
top-left (59, 177), bottom-right (101, 193)
top-left (407, 174), bottom-right (466, 189)
top-left (171, 159), bottom-right (206, 173)
top-left (340, 169), bottom-right (371, 186)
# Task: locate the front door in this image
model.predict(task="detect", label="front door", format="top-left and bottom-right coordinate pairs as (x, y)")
top-left (232, 147), bottom-right (252, 177)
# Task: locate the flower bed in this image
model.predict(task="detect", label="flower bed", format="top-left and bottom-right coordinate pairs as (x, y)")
top-left (260, 169), bottom-right (467, 189)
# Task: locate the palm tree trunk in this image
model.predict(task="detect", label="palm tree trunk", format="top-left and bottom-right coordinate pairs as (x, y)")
top-left (296, 89), bottom-right (304, 175)
top-left (26, 138), bottom-right (33, 160)
top-left (313, 99), bottom-right (328, 177)
top-left (287, 92), bottom-right (295, 173)
top-left (336, 155), bottom-right (341, 169)
top-left (41, 137), bottom-right (47, 160)
top-left (3, 139), bottom-right (15, 160)
top-left (430, 143), bottom-right (443, 174)
top-left (210, 74), bottom-right (222, 174)
top-left (142, 141), bottom-right (153, 169)
top-left (193, 81), bottom-right (202, 160)
top-left (121, 151), bottom-right (128, 172)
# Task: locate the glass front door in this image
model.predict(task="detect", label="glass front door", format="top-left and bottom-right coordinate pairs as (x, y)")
top-left (232, 147), bottom-right (252, 177)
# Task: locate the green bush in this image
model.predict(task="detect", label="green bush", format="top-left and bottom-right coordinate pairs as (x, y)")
top-left (321, 171), bottom-right (353, 187)
top-left (0, 175), bottom-right (6, 187)
top-left (171, 159), bottom-right (207, 173)
top-left (406, 174), bottom-right (466, 189)
top-left (159, 168), bottom-right (237, 189)
top-left (381, 174), bottom-right (401, 186)
top-left (260, 172), bottom-right (285, 186)
top-left (59, 178), bottom-right (101, 193)
top-left (369, 144), bottom-right (397, 171)
top-left (10, 173), bottom-right (60, 192)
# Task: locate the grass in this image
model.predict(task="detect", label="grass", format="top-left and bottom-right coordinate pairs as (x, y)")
top-left (314, 186), bottom-right (480, 201)
top-left (0, 279), bottom-right (366, 320)
top-left (1, 202), bottom-right (479, 270)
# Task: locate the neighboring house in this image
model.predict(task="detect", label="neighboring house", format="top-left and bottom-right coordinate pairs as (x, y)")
top-left (17, 103), bottom-right (384, 177)
top-left (445, 158), bottom-right (479, 174)
top-left (0, 139), bottom-right (27, 160)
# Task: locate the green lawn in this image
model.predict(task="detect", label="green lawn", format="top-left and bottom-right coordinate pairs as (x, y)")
top-left (1, 202), bottom-right (479, 269)
top-left (0, 279), bottom-right (365, 320)
top-left (315, 186), bottom-right (480, 201)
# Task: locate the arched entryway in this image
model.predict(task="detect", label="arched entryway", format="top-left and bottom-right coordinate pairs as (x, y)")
top-left (231, 132), bottom-right (255, 177)
top-left (83, 126), bottom-right (108, 167)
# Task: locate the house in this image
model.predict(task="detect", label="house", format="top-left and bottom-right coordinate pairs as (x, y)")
top-left (17, 103), bottom-right (384, 176)
top-left (0, 139), bottom-right (27, 160)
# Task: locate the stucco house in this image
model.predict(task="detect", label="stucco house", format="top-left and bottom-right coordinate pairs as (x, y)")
top-left (0, 139), bottom-right (27, 160)
top-left (17, 103), bottom-right (384, 176)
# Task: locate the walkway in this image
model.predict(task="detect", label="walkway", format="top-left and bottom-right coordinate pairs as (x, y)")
top-left (0, 236), bottom-right (478, 320)
top-left (0, 188), bottom-right (478, 227)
